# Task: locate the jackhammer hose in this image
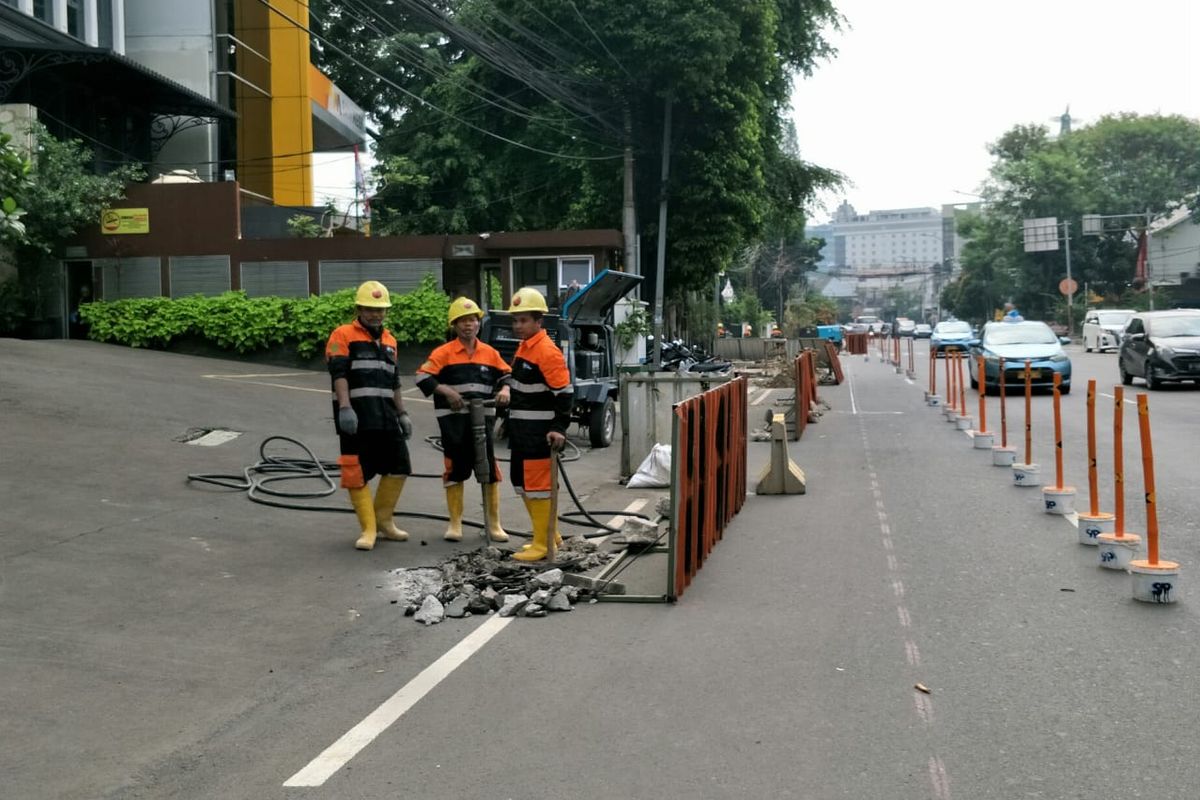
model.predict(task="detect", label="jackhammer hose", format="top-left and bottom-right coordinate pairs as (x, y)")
top-left (186, 436), bottom-right (651, 537)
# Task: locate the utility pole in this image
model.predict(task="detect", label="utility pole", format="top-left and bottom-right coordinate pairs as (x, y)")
top-left (1146, 208), bottom-right (1155, 311)
top-left (622, 105), bottom-right (637, 279)
top-left (1063, 219), bottom-right (1073, 335)
top-left (651, 93), bottom-right (672, 368)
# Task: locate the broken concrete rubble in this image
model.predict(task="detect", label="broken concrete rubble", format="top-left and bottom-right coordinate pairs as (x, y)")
top-left (385, 544), bottom-right (617, 625)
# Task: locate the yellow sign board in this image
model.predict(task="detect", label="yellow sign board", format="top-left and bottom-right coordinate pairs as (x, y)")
top-left (100, 208), bottom-right (150, 235)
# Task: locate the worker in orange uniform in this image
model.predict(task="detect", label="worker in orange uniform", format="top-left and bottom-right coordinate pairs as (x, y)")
top-left (326, 281), bottom-right (413, 551)
top-left (506, 287), bottom-right (572, 562)
top-left (415, 297), bottom-right (512, 543)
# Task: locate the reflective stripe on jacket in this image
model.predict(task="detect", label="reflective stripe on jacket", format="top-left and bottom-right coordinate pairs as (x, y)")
top-left (509, 328), bottom-right (572, 447)
top-left (326, 320), bottom-right (401, 431)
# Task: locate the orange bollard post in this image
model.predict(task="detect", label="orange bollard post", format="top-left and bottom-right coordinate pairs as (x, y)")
top-left (1041, 372), bottom-right (1076, 514)
top-left (972, 354), bottom-right (994, 449)
top-left (1097, 386), bottom-right (1141, 568)
top-left (993, 357), bottom-right (1016, 465)
top-left (1012, 359), bottom-right (1040, 486)
top-left (1077, 379), bottom-right (1114, 544)
top-left (944, 351), bottom-right (958, 420)
top-left (1128, 394), bottom-right (1180, 602)
top-left (927, 347), bottom-right (941, 406)
top-left (954, 351), bottom-right (971, 430)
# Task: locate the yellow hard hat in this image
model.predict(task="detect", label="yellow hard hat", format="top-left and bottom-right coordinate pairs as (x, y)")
top-left (354, 280), bottom-right (392, 308)
top-left (507, 286), bottom-right (548, 313)
top-left (448, 296), bottom-right (484, 326)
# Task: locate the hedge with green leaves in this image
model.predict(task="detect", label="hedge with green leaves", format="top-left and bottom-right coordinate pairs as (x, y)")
top-left (79, 273), bottom-right (451, 358)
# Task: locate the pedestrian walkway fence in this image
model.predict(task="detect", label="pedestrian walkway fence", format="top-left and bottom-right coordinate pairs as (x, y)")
top-left (668, 376), bottom-right (748, 599)
top-left (845, 332), bottom-right (868, 355)
top-left (596, 376), bottom-right (748, 602)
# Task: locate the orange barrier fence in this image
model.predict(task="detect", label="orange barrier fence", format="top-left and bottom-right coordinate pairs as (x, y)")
top-left (824, 341), bottom-right (844, 385)
top-left (845, 332), bottom-right (868, 355)
top-left (792, 350), bottom-right (817, 440)
top-left (669, 377), bottom-right (749, 600)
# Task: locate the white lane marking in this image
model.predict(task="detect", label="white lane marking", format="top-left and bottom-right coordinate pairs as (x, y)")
top-left (1066, 512), bottom-right (1079, 529)
top-left (590, 498), bottom-right (651, 544)
top-left (905, 377), bottom-right (915, 385)
top-left (914, 692), bottom-right (935, 724)
top-left (283, 615), bottom-right (514, 787)
top-left (892, 579), bottom-right (906, 599)
top-left (882, 537), bottom-right (893, 551)
top-left (848, 368), bottom-right (859, 415)
top-left (905, 640), bottom-right (921, 666)
top-left (887, 555), bottom-right (899, 572)
top-left (751, 387), bottom-right (772, 406)
top-left (897, 606), bottom-right (912, 627)
top-left (202, 371), bottom-right (315, 379)
top-left (879, 522), bottom-right (891, 536)
top-left (929, 756), bottom-right (952, 799)
top-left (1099, 392), bottom-right (1137, 406)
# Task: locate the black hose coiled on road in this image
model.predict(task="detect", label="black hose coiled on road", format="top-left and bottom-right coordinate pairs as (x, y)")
top-left (186, 435), bottom-right (651, 537)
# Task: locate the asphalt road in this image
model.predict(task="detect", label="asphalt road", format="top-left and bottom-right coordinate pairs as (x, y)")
top-left (4, 338), bottom-right (1200, 799)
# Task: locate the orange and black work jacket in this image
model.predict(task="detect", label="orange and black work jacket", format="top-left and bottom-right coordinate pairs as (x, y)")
top-left (414, 339), bottom-right (512, 419)
top-left (325, 320), bottom-right (403, 432)
top-left (508, 328), bottom-right (573, 450)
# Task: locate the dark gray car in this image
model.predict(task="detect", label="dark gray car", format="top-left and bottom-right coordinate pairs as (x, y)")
top-left (1118, 309), bottom-right (1200, 389)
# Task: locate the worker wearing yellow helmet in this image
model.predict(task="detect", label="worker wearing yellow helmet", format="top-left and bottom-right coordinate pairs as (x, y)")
top-left (415, 297), bottom-right (512, 543)
top-left (325, 280), bottom-right (413, 551)
top-left (505, 286), bottom-right (572, 562)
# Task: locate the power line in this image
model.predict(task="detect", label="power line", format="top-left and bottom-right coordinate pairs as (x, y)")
top-left (256, 0), bottom-right (622, 162)
top-left (329, 0), bottom-right (618, 145)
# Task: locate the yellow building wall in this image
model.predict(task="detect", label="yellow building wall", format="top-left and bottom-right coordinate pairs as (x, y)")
top-left (234, 0), bottom-right (313, 206)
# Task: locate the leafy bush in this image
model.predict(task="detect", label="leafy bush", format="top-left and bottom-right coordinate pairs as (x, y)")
top-left (78, 274), bottom-right (451, 357)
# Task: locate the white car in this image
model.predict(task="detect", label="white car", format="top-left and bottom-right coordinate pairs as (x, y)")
top-left (1082, 309), bottom-right (1134, 352)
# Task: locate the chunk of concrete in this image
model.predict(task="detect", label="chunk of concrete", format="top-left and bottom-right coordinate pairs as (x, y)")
top-left (498, 593), bottom-right (529, 618)
top-left (533, 568), bottom-right (564, 589)
top-left (444, 595), bottom-right (469, 618)
top-left (529, 589), bottom-right (553, 606)
top-left (561, 573), bottom-right (625, 595)
top-left (519, 603), bottom-right (548, 618)
top-left (547, 592), bottom-right (573, 612)
top-left (413, 595), bottom-right (445, 626)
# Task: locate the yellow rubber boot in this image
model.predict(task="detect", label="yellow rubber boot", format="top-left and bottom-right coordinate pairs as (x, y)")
top-left (512, 498), bottom-right (551, 562)
top-left (520, 496), bottom-right (563, 550)
top-left (443, 482), bottom-right (465, 541)
top-left (374, 476), bottom-right (409, 541)
top-left (483, 482), bottom-right (509, 542)
top-left (348, 486), bottom-right (377, 550)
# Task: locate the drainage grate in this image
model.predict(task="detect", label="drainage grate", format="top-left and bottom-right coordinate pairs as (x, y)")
top-left (176, 428), bottom-right (242, 447)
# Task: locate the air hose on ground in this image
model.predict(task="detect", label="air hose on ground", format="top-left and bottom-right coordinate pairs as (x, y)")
top-left (186, 435), bottom-right (653, 538)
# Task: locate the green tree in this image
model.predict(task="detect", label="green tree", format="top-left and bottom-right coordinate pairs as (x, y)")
top-left (310, 0), bottom-right (842, 310)
top-left (944, 113), bottom-right (1200, 325)
top-left (13, 123), bottom-right (142, 321)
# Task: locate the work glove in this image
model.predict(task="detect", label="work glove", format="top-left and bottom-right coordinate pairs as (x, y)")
top-left (337, 406), bottom-right (358, 435)
top-left (398, 411), bottom-right (413, 441)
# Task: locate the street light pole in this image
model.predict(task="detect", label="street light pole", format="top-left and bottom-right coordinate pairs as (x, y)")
top-left (1063, 219), bottom-right (1073, 335)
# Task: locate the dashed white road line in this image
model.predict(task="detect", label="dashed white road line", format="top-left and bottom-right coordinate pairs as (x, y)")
top-left (589, 497), bottom-right (651, 544)
top-left (1099, 392), bottom-right (1137, 406)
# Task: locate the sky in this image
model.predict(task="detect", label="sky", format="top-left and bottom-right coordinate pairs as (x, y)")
top-left (790, 0), bottom-right (1199, 221)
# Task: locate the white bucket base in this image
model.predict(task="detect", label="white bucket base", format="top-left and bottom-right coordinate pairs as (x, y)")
top-left (1076, 512), bottom-right (1114, 546)
top-left (972, 431), bottom-right (995, 449)
top-left (955, 415), bottom-right (973, 430)
top-left (927, 393), bottom-right (942, 407)
top-left (1042, 486), bottom-right (1076, 515)
top-left (1097, 532), bottom-right (1141, 570)
top-left (944, 406), bottom-right (959, 421)
top-left (1130, 560), bottom-right (1181, 604)
top-left (1012, 462), bottom-right (1041, 487)
top-left (907, 371), bottom-right (916, 380)
top-left (992, 446), bottom-right (1017, 466)
top-left (895, 365), bottom-right (904, 374)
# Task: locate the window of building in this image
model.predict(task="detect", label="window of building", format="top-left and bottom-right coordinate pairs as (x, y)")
top-left (66, 0), bottom-right (83, 38)
top-left (32, 0), bottom-right (53, 25)
top-left (511, 255), bottom-right (595, 304)
top-left (98, 0), bottom-right (113, 49)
